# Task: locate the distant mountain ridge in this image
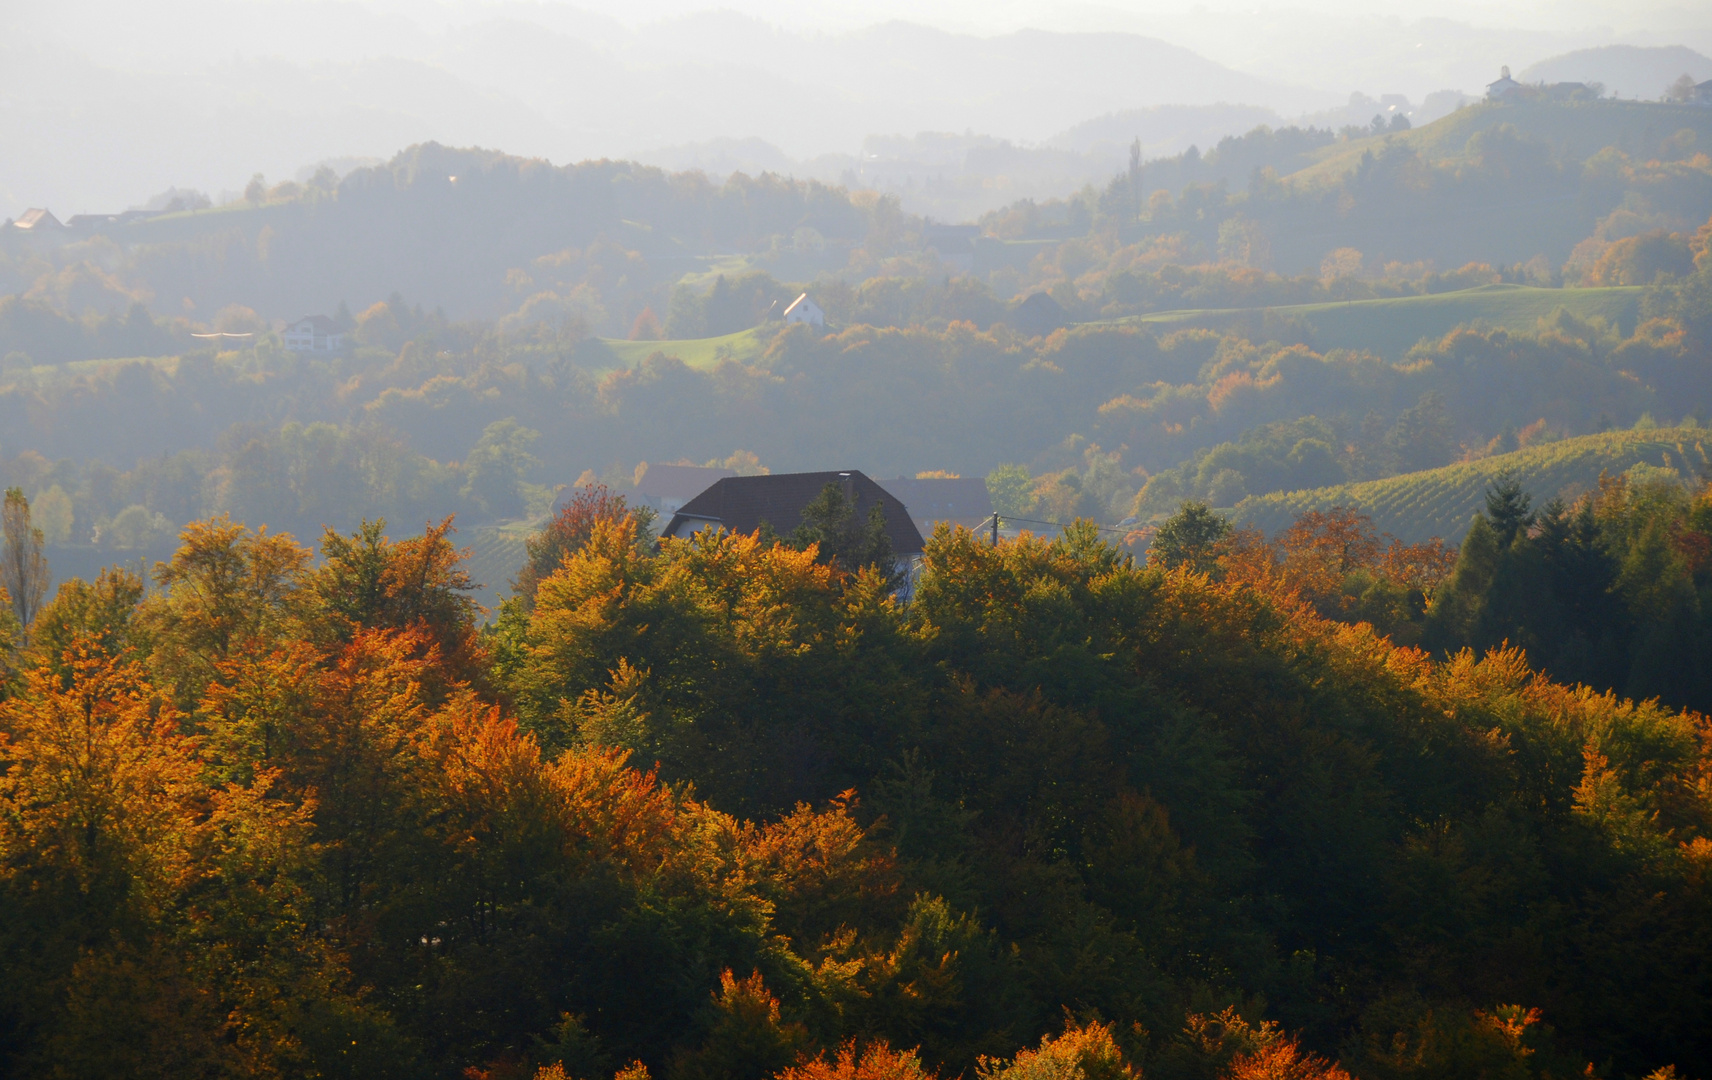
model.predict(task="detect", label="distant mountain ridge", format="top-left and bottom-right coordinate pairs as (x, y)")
top-left (1, 15), bottom-right (1325, 220)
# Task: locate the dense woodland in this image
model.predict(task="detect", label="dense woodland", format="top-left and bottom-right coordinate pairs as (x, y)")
top-left (1, 481), bottom-right (1710, 1080)
top-left (3, 89), bottom-right (1712, 1080)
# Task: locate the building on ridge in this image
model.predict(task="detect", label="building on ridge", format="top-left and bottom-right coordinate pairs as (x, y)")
top-left (1486, 66), bottom-right (1523, 100)
top-left (10, 208), bottom-right (66, 232)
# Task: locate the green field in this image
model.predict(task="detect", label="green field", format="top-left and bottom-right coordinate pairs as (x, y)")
top-left (1234, 426), bottom-right (1708, 543)
top-left (1, 353), bottom-right (187, 386)
top-left (588, 327), bottom-right (770, 371)
top-left (1287, 98), bottom-right (1712, 186)
top-left (1121, 283), bottom-right (1640, 358)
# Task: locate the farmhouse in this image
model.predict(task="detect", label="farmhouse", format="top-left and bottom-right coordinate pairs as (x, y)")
top-left (65, 209), bottom-right (160, 231)
top-left (1486, 66), bottom-right (1522, 100)
top-left (282, 315), bottom-right (346, 353)
top-left (1695, 80), bottom-right (1712, 107)
top-left (663, 470), bottom-right (924, 557)
top-left (923, 223), bottom-right (980, 274)
top-left (1008, 291), bottom-right (1067, 337)
top-left (782, 293), bottom-right (826, 327)
top-left (633, 462), bottom-right (736, 517)
top-left (10, 208), bottom-right (65, 232)
top-left (878, 475), bottom-right (994, 535)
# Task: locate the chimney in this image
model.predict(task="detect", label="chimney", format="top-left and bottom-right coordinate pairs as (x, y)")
top-left (838, 471), bottom-right (855, 509)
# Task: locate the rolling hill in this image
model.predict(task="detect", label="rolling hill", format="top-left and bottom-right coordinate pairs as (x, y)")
top-left (1233, 426), bottom-right (1708, 543)
top-left (1120, 283), bottom-right (1641, 358)
top-left (1286, 98), bottom-right (1712, 187)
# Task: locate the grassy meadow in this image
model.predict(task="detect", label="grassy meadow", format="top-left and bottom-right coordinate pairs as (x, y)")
top-left (590, 326), bottom-right (769, 371)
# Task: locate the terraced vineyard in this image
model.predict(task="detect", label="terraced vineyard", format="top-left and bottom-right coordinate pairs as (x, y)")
top-left (1236, 427), bottom-right (1709, 543)
top-left (459, 523), bottom-right (532, 615)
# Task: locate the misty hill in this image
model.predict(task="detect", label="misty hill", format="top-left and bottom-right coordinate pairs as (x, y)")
top-left (1519, 44), bottom-right (1712, 98)
top-left (1234, 426), bottom-right (1708, 542)
top-left (1046, 103), bottom-right (1285, 158)
top-left (1287, 96), bottom-right (1712, 187)
top-left (1, 12), bottom-right (1326, 220)
top-left (639, 105), bottom-right (1317, 223)
top-left (29, 144), bottom-right (875, 320)
top-left (983, 93), bottom-right (1712, 277)
top-left (638, 132), bottom-right (1122, 223)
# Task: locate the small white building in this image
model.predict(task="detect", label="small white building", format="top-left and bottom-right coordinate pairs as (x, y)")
top-left (782, 293), bottom-right (825, 327)
top-left (282, 315), bottom-right (345, 353)
top-left (1486, 66), bottom-right (1522, 101)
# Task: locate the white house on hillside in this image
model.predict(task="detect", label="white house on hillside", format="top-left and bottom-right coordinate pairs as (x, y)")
top-left (782, 293), bottom-right (825, 327)
top-left (282, 315), bottom-right (345, 353)
top-left (1487, 66), bottom-right (1522, 100)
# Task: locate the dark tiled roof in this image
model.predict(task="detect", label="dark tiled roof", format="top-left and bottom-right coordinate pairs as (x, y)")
top-left (636, 463), bottom-right (735, 500)
top-left (879, 477), bottom-right (993, 527)
top-left (665, 471), bottom-right (925, 554)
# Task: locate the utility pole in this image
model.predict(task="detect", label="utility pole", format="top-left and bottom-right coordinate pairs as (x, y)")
top-left (990, 511), bottom-right (999, 547)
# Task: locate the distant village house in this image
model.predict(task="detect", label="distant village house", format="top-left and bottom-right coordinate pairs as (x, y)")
top-left (1486, 66), bottom-right (1522, 101)
top-left (632, 462), bottom-right (736, 518)
top-left (8, 208), bottom-right (65, 233)
top-left (923, 223), bottom-right (980, 274)
top-left (878, 475), bottom-right (994, 536)
top-left (1485, 65), bottom-right (1598, 104)
top-left (1008, 291), bottom-right (1067, 337)
top-left (782, 293), bottom-right (825, 327)
top-left (282, 315), bottom-right (345, 353)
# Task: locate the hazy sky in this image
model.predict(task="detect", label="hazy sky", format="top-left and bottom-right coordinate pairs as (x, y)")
top-left (13, 0), bottom-right (1706, 75)
top-left (3, 0), bottom-right (1709, 218)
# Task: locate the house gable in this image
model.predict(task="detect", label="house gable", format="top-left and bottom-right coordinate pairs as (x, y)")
top-left (664, 471), bottom-right (925, 555)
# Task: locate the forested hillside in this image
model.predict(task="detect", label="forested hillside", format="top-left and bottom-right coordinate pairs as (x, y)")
top-left (1, 497), bottom-right (1709, 1080)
